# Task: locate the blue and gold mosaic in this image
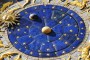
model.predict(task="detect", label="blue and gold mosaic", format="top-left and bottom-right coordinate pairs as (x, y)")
top-left (7, 5), bottom-right (86, 58)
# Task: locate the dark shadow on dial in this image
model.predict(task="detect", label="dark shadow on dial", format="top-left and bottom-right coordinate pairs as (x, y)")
top-left (33, 16), bottom-right (43, 23)
top-left (47, 30), bottom-right (56, 37)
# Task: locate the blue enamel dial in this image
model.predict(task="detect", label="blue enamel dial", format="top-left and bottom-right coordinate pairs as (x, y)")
top-left (7, 5), bottom-right (86, 58)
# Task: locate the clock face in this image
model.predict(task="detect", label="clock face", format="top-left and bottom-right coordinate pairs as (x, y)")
top-left (7, 5), bottom-right (86, 58)
top-left (0, 0), bottom-right (90, 60)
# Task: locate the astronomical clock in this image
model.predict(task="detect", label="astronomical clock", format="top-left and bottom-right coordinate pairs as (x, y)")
top-left (0, 0), bottom-right (90, 60)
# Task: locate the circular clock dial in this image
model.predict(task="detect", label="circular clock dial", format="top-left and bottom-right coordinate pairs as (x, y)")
top-left (7, 5), bottom-right (86, 58)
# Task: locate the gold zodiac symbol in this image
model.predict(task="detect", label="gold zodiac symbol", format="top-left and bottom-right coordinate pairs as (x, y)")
top-left (0, 2), bottom-right (13, 12)
top-left (0, 52), bottom-right (18, 60)
top-left (0, 52), bottom-right (21, 60)
top-left (70, 0), bottom-right (89, 9)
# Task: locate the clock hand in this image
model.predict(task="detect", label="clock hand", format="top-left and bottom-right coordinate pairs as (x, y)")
top-left (51, 10), bottom-right (55, 20)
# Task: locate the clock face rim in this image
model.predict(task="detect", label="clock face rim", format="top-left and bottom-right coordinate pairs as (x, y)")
top-left (3, 3), bottom-right (89, 59)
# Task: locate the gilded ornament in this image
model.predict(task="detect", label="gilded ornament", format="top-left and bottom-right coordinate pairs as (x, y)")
top-left (23, 0), bottom-right (31, 7)
top-left (42, 26), bottom-right (52, 34)
top-left (0, 52), bottom-right (18, 60)
top-left (70, 0), bottom-right (89, 9)
top-left (14, 54), bottom-right (21, 60)
top-left (78, 44), bottom-right (90, 60)
top-left (64, 0), bottom-right (69, 6)
top-left (0, 7), bottom-right (20, 27)
top-left (0, 2), bottom-right (13, 12)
